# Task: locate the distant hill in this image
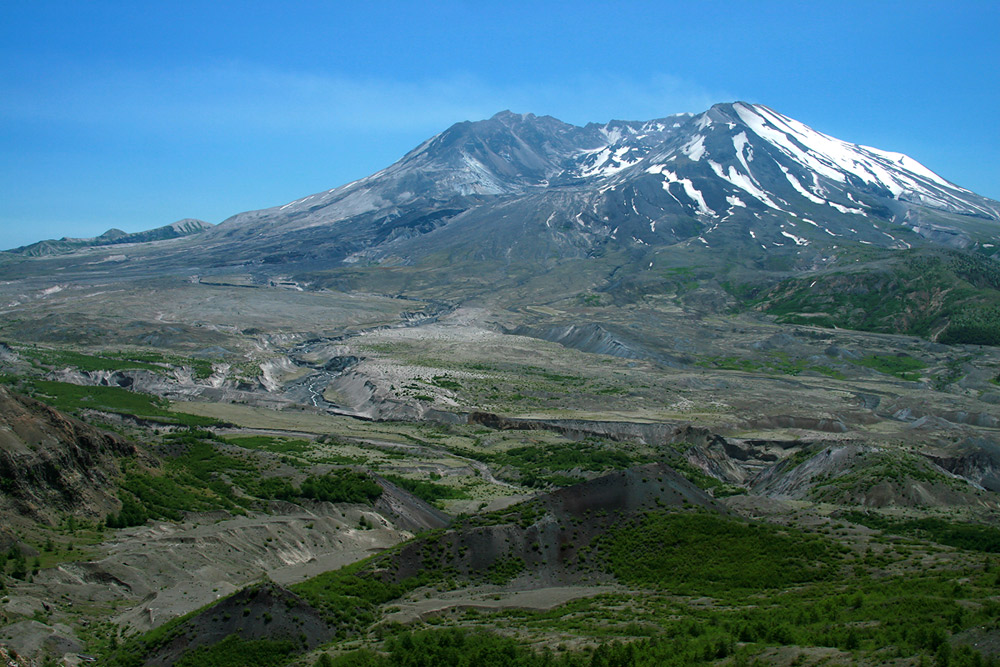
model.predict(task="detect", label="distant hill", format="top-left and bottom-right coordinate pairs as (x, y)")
top-left (7, 219), bottom-right (213, 256)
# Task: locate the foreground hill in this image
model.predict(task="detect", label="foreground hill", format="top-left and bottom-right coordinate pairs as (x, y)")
top-left (0, 385), bottom-right (137, 524)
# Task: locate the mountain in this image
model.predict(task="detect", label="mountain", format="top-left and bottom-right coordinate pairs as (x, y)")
top-left (188, 102), bottom-right (997, 272)
top-left (7, 104), bottom-right (999, 272)
top-left (2, 103), bottom-right (998, 341)
top-left (7, 218), bottom-right (213, 256)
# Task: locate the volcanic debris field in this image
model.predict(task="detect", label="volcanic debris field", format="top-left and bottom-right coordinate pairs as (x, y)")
top-left (0, 278), bottom-right (999, 667)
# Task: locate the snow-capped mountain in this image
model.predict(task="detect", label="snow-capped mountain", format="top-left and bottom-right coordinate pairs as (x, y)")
top-left (9, 103), bottom-right (995, 275)
top-left (194, 102), bottom-right (997, 271)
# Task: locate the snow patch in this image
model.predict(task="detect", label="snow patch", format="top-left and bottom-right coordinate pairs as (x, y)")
top-left (653, 166), bottom-right (714, 215)
top-left (828, 201), bottom-right (866, 216)
top-left (578, 144), bottom-right (641, 178)
top-left (732, 132), bottom-right (754, 174)
top-left (709, 161), bottom-right (782, 210)
top-left (682, 135), bottom-right (707, 161)
top-left (780, 230), bottom-right (809, 246)
top-left (779, 165), bottom-right (826, 205)
top-left (732, 103), bottom-right (985, 219)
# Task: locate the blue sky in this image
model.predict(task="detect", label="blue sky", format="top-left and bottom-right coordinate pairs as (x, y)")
top-left (1, 1), bottom-right (998, 249)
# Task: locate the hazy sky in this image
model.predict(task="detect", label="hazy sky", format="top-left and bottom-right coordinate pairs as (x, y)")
top-left (2, 1), bottom-right (998, 249)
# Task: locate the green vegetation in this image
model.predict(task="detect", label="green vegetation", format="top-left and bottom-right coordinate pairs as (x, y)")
top-left (16, 345), bottom-right (216, 379)
top-left (940, 305), bottom-right (1000, 345)
top-left (291, 560), bottom-right (429, 637)
top-left (477, 440), bottom-right (648, 488)
top-left (1, 545), bottom-right (30, 581)
top-left (853, 353), bottom-right (926, 380)
top-left (329, 628), bottom-right (591, 666)
top-left (745, 248), bottom-right (1000, 345)
top-left (483, 555), bottom-right (526, 585)
top-left (106, 430), bottom-right (381, 528)
top-left (24, 347), bottom-right (163, 374)
top-left (809, 450), bottom-right (963, 503)
top-left (844, 512), bottom-right (1000, 553)
top-left (118, 463), bottom-right (245, 521)
top-left (299, 470), bottom-right (382, 504)
top-left (466, 569), bottom-right (1000, 665)
top-left (224, 435), bottom-right (313, 454)
top-left (97, 491), bottom-right (1000, 667)
top-left (110, 432), bottom-right (256, 524)
top-left (599, 511), bottom-right (840, 594)
top-left (105, 592), bottom-right (229, 666)
top-left (381, 473), bottom-right (470, 505)
top-left (175, 636), bottom-right (296, 667)
top-left (106, 350), bottom-right (216, 379)
top-left (932, 354), bottom-right (974, 390)
top-left (390, 357), bottom-right (632, 409)
top-left (430, 374), bottom-right (462, 391)
top-left (668, 459), bottom-right (746, 497)
top-left (695, 352), bottom-right (845, 379)
top-left (16, 377), bottom-right (219, 426)
top-left (456, 498), bottom-right (548, 530)
top-left (331, 555), bottom-right (1000, 666)
top-left (224, 434), bottom-right (366, 466)
top-left (105, 492), bottom-right (153, 528)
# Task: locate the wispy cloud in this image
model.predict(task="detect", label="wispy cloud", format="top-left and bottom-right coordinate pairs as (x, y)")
top-left (1, 61), bottom-right (731, 138)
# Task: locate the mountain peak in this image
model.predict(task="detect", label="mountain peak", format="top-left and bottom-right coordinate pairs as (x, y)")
top-left (100, 102), bottom-right (1000, 270)
top-left (490, 109), bottom-right (532, 121)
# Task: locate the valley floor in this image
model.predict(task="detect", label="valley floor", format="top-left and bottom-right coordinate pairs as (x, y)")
top-left (1, 283), bottom-right (999, 666)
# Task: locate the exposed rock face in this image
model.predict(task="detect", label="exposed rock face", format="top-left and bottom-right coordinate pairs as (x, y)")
top-left (0, 385), bottom-right (137, 522)
top-left (926, 438), bottom-right (1000, 493)
top-left (466, 411), bottom-right (679, 443)
top-left (374, 476), bottom-right (451, 532)
top-left (510, 323), bottom-right (646, 360)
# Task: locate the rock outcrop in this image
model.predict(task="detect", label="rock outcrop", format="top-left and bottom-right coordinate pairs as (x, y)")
top-left (0, 385), bottom-right (137, 522)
